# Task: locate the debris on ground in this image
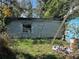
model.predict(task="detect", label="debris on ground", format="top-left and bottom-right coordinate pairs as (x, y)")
top-left (52, 45), bottom-right (73, 54)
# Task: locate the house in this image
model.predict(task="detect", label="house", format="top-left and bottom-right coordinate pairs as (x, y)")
top-left (6, 17), bottom-right (64, 39)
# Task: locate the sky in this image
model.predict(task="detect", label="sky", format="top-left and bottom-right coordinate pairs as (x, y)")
top-left (31, 0), bottom-right (38, 8)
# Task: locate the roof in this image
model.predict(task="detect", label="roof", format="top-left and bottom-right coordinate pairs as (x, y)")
top-left (5, 17), bottom-right (62, 22)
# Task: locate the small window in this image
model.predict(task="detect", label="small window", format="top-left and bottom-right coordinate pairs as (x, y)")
top-left (23, 24), bottom-right (31, 32)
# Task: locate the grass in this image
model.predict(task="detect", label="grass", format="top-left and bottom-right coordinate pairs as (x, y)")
top-left (11, 39), bottom-right (68, 59)
top-left (13, 39), bottom-right (52, 55)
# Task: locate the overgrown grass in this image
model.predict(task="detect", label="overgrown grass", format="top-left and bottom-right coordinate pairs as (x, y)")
top-left (13, 39), bottom-right (52, 55)
top-left (11, 39), bottom-right (68, 59)
top-left (53, 40), bottom-right (69, 46)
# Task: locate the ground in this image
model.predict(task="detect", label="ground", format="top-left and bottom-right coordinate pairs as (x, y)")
top-left (10, 39), bottom-right (68, 59)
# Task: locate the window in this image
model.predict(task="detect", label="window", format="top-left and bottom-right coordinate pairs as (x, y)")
top-left (23, 24), bottom-right (31, 32)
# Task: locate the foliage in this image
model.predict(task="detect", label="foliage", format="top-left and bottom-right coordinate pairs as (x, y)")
top-left (43, 0), bottom-right (79, 18)
top-left (35, 0), bottom-right (45, 18)
top-left (0, 4), bottom-right (12, 31)
top-left (2, 5), bottom-right (12, 17)
top-left (13, 0), bottom-right (32, 17)
top-left (44, 0), bottom-right (64, 18)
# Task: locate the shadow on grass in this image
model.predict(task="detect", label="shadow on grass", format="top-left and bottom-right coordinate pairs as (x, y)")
top-left (15, 38), bottom-right (52, 44)
top-left (0, 36), bottom-right (16, 59)
top-left (35, 54), bottom-right (57, 59)
top-left (18, 53), bottom-right (57, 59)
top-left (32, 39), bottom-right (52, 44)
top-left (0, 47), bottom-right (16, 59)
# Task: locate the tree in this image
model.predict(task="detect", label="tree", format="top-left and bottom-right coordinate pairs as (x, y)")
top-left (53, 0), bottom-right (79, 44)
top-left (0, 4), bottom-right (12, 32)
top-left (16, 0), bottom-right (32, 17)
top-left (0, 0), bottom-right (32, 17)
top-left (43, 0), bottom-right (79, 18)
top-left (32, 0), bottom-right (48, 18)
top-left (2, 5), bottom-right (12, 17)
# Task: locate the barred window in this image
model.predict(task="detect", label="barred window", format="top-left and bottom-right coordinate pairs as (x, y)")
top-left (23, 24), bottom-right (31, 32)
